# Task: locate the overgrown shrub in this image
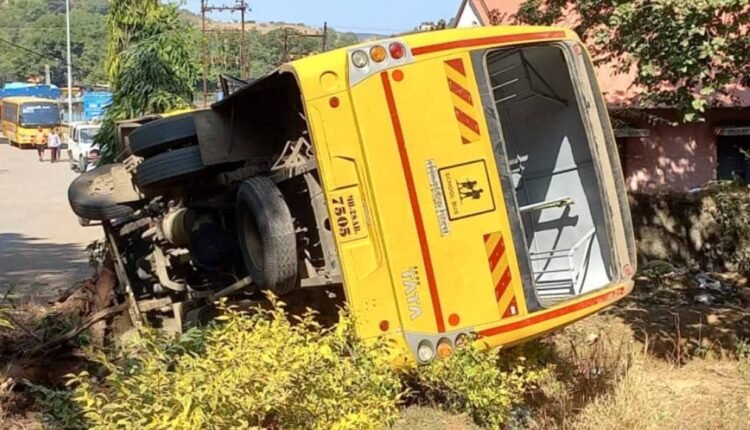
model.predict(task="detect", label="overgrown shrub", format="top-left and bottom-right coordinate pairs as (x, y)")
top-left (58, 298), bottom-right (553, 429)
top-left (28, 383), bottom-right (86, 430)
top-left (69, 299), bottom-right (403, 430)
top-left (409, 343), bottom-right (549, 429)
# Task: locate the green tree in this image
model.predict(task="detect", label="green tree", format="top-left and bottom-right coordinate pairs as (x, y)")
top-left (514, 0), bottom-right (750, 121)
top-left (95, 0), bottom-right (199, 161)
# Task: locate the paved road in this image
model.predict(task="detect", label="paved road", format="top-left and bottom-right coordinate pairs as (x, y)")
top-left (0, 139), bottom-right (102, 301)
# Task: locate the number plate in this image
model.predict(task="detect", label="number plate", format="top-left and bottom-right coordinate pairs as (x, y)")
top-left (328, 187), bottom-right (368, 243)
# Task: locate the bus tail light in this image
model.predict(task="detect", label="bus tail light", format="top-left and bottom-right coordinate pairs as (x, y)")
top-left (352, 50), bottom-right (369, 68)
top-left (370, 45), bottom-right (387, 63)
top-left (436, 338), bottom-right (453, 360)
top-left (417, 340), bottom-right (435, 363)
top-left (389, 42), bottom-right (406, 60)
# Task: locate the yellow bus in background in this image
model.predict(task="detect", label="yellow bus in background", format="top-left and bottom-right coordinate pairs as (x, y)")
top-left (1, 97), bottom-right (61, 147)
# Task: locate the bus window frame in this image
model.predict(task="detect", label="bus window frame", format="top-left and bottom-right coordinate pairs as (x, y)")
top-left (473, 40), bottom-right (623, 311)
top-left (2, 102), bottom-right (18, 123)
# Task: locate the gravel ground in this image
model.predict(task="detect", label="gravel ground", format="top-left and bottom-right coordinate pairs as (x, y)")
top-left (0, 138), bottom-right (102, 302)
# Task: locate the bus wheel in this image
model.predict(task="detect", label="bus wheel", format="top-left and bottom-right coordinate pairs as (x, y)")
top-left (128, 113), bottom-right (197, 157)
top-left (68, 165), bottom-right (135, 221)
top-left (236, 177), bottom-right (298, 296)
top-left (135, 146), bottom-right (207, 188)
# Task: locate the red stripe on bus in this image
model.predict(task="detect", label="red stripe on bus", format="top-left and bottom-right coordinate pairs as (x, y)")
top-left (487, 237), bottom-right (506, 270)
top-left (412, 31), bottom-right (567, 56)
top-left (444, 58), bottom-right (466, 76)
top-left (494, 267), bottom-right (512, 301)
top-left (381, 72), bottom-right (446, 333)
top-left (455, 108), bottom-right (481, 135)
top-left (447, 78), bottom-right (474, 106)
top-left (479, 287), bottom-right (627, 338)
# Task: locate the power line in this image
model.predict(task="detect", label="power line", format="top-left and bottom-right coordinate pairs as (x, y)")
top-left (0, 35), bottom-right (102, 88)
top-left (0, 36), bottom-right (67, 64)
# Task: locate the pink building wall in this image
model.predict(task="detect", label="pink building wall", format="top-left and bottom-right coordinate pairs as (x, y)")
top-left (620, 108), bottom-right (750, 191)
top-left (622, 122), bottom-right (716, 191)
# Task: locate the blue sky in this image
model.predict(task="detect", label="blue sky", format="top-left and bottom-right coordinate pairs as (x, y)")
top-left (181, 0), bottom-right (459, 34)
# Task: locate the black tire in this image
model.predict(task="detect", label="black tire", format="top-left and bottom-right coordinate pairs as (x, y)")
top-left (68, 151), bottom-right (77, 171)
top-left (68, 164), bottom-right (135, 221)
top-left (135, 146), bottom-right (206, 188)
top-left (236, 177), bottom-right (297, 295)
top-left (128, 113), bottom-right (197, 156)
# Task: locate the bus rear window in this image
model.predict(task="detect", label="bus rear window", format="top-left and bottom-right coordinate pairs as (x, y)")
top-left (484, 44), bottom-right (615, 305)
top-left (20, 104), bottom-right (60, 126)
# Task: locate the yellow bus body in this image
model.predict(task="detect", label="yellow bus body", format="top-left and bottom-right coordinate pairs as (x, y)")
top-left (1, 97), bottom-right (61, 147)
top-left (280, 25), bottom-right (637, 361)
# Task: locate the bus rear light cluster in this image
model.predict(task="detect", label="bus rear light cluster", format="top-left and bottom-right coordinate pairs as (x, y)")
top-left (349, 40), bottom-right (412, 86)
top-left (416, 337), bottom-right (455, 364)
top-left (350, 42), bottom-right (409, 69)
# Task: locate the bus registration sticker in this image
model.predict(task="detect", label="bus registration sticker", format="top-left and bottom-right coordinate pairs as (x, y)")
top-left (329, 187), bottom-right (368, 243)
top-left (439, 160), bottom-right (496, 221)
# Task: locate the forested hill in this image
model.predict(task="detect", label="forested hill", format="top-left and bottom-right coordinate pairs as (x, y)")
top-left (0, 0), bottom-right (109, 86)
top-left (0, 0), bottom-right (360, 88)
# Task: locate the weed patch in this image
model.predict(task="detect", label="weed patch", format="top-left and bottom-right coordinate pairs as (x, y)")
top-left (52, 299), bottom-right (549, 429)
top-left (407, 342), bottom-right (548, 429)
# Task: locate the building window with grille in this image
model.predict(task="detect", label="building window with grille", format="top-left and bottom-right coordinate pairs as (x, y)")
top-left (717, 132), bottom-right (750, 183)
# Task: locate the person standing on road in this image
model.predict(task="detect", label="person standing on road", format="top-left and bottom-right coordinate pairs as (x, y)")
top-left (47, 128), bottom-right (62, 163)
top-left (35, 126), bottom-right (47, 162)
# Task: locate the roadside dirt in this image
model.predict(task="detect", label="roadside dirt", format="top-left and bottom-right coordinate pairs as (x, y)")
top-left (606, 269), bottom-right (750, 362)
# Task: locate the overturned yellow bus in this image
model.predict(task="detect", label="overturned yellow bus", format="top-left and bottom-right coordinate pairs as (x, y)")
top-left (69, 25), bottom-right (636, 363)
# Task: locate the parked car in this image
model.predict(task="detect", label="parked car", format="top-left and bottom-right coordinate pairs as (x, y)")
top-left (68, 123), bottom-right (101, 172)
top-left (67, 25), bottom-right (636, 364)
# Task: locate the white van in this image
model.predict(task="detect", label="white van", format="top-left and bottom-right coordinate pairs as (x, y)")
top-left (68, 123), bottom-right (101, 172)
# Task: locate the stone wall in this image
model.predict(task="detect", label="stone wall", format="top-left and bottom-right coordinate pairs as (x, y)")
top-left (629, 185), bottom-right (750, 273)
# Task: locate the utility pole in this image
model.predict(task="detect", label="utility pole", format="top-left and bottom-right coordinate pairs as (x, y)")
top-left (201, 0), bottom-right (250, 107)
top-left (281, 22), bottom-right (329, 63)
top-left (65, 0), bottom-right (73, 122)
top-left (322, 22), bottom-right (328, 52)
top-left (44, 65), bottom-right (51, 85)
top-left (240, 2), bottom-right (246, 78)
top-left (282, 28), bottom-right (293, 62)
top-left (201, 4), bottom-right (207, 107)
